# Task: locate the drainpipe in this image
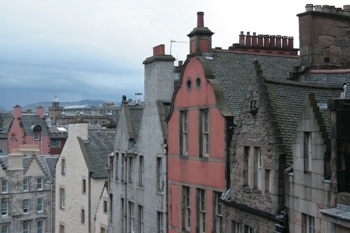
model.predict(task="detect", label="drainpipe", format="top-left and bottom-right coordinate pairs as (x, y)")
top-left (162, 142), bottom-right (168, 233)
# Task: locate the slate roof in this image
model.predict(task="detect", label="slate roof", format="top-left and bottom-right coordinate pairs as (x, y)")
top-left (81, 129), bottom-right (115, 179)
top-left (263, 78), bottom-right (342, 165)
top-left (41, 155), bottom-right (59, 181)
top-left (303, 72), bottom-right (350, 86)
top-left (21, 114), bottom-right (49, 136)
top-left (206, 51), bottom-right (300, 118)
top-left (129, 107), bottom-right (143, 140)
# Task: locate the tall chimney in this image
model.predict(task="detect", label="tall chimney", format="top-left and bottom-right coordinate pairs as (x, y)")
top-left (197, 12), bottom-right (204, 27)
top-left (13, 105), bottom-right (22, 118)
top-left (239, 31), bottom-right (245, 45)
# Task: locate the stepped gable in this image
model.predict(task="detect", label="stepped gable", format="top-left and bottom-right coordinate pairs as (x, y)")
top-left (205, 50), bottom-right (300, 118)
top-left (79, 129), bottom-right (115, 179)
top-left (21, 115), bottom-right (49, 136)
top-left (251, 59), bottom-right (342, 166)
top-left (23, 155), bottom-right (49, 179)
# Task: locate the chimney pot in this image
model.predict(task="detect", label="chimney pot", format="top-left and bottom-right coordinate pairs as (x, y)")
top-left (246, 32), bottom-right (252, 46)
top-left (276, 35), bottom-right (282, 48)
top-left (344, 5), bottom-right (350, 11)
top-left (263, 35), bottom-right (270, 47)
top-left (322, 5), bottom-right (331, 13)
top-left (258, 34), bottom-right (263, 47)
top-left (239, 32), bottom-right (246, 46)
top-left (314, 5), bottom-right (322, 12)
top-left (178, 61), bottom-right (183, 66)
top-left (270, 35), bottom-right (276, 47)
top-left (282, 36), bottom-right (288, 48)
top-left (247, 31), bottom-right (250, 36)
top-left (252, 33), bottom-right (257, 46)
top-left (197, 12), bottom-right (204, 27)
top-left (288, 36), bottom-right (294, 48)
top-left (305, 4), bottom-right (313, 11)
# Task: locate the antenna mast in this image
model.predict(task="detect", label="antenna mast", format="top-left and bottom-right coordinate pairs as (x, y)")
top-left (170, 39), bottom-right (187, 55)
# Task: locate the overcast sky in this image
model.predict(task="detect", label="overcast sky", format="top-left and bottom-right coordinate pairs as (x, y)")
top-left (0, 0), bottom-right (347, 111)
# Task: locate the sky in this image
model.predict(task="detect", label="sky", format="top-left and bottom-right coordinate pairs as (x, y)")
top-left (0, 0), bottom-right (348, 111)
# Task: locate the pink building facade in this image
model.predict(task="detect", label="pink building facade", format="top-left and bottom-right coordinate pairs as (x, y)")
top-left (7, 105), bottom-right (50, 155)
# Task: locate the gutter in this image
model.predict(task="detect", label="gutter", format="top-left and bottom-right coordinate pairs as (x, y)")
top-left (221, 197), bottom-right (288, 232)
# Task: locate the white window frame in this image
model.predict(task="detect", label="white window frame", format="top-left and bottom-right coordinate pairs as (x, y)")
top-left (61, 159), bottom-right (66, 176)
top-left (37, 198), bottom-right (44, 213)
top-left (37, 220), bottom-right (44, 233)
top-left (128, 157), bottom-right (134, 184)
top-left (306, 215), bottom-right (315, 233)
top-left (255, 147), bottom-right (262, 190)
top-left (157, 157), bottom-right (163, 192)
top-left (157, 211), bottom-right (164, 233)
top-left (139, 205), bottom-right (144, 233)
top-left (200, 109), bottom-right (210, 157)
top-left (1, 180), bottom-right (8, 193)
top-left (129, 202), bottom-right (134, 233)
top-left (22, 199), bottom-right (29, 214)
top-left (304, 132), bottom-right (312, 173)
top-left (183, 186), bottom-right (191, 231)
top-left (215, 192), bottom-right (223, 233)
top-left (60, 188), bottom-right (65, 209)
top-left (1, 199), bottom-right (8, 216)
top-left (37, 178), bottom-right (43, 191)
top-left (1, 225), bottom-right (8, 233)
top-left (198, 189), bottom-right (206, 233)
top-left (180, 111), bottom-right (188, 155)
top-left (23, 221), bottom-right (30, 233)
top-left (139, 156), bottom-right (144, 187)
top-left (23, 178), bottom-right (29, 192)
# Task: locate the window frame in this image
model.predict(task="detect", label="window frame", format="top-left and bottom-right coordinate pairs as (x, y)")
top-left (304, 132), bottom-right (312, 173)
top-left (138, 156), bottom-right (144, 187)
top-left (1, 199), bottom-right (8, 216)
top-left (199, 109), bottom-right (210, 157)
top-left (214, 192), bottom-right (223, 233)
top-left (37, 220), bottom-right (44, 233)
top-left (197, 189), bottom-right (206, 233)
top-left (37, 198), bottom-right (44, 213)
top-left (37, 178), bottom-right (44, 191)
top-left (182, 186), bottom-right (191, 231)
top-left (22, 199), bottom-right (29, 214)
top-left (157, 211), bottom-right (164, 233)
top-left (180, 110), bottom-right (189, 155)
top-left (139, 205), bottom-right (144, 233)
top-left (157, 157), bottom-right (163, 192)
top-left (61, 159), bottom-right (66, 176)
top-left (23, 178), bottom-right (29, 192)
top-left (23, 221), bottom-right (30, 233)
top-left (60, 188), bottom-right (65, 210)
top-left (1, 225), bottom-right (9, 233)
top-left (1, 180), bottom-right (8, 193)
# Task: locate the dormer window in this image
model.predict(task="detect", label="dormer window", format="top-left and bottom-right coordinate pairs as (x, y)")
top-left (31, 125), bottom-right (42, 141)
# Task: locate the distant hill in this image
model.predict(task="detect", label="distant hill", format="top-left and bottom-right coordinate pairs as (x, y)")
top-left (23, 99), bottom-right (108, 112)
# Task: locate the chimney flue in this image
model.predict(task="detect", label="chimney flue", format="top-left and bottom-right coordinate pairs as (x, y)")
top-left (197, 12), bottom-right (204, 27)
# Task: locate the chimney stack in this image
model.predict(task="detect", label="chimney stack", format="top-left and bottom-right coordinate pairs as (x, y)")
top-left (197, 12), bottom-right (204, 27)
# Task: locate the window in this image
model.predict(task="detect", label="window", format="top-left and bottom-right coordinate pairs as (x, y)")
top-left (265, 169), bottom-right (271, 193)
top-left (157, 157), bottom-right (163, 191)
top-left (197, 189), bottom-right (206, 233)
top-left (59, 225), bottom-right (65, 233)
top-left (214, 192), bottom-right (223, 233)
top-left (61, 159), bottom-right (66, 176)
top-left (82, 179), bottom-right (86, 194)
top-left (23, 221), bottom-right (30, 233)
top-left (243, 146), bottom-right (262, 190)
top-left (37, 178), bottom-right (43, 190)
top-left (103, 200), bottom-right (107, 214)
top-left (37, 198), bottom-right (44, 213)
top-left (100, 227), bottom-right (106, 233)
top-left (1, 225), bottom-right (9, 233)
top-left (34, 132), bottom-right (41, 141)
top-left (139, 205), bottom-right (144, 233)
top-left (50, 139), bottom-right (61, 148)
top-left (128, 157), bottom-right (134, 184)
top-left (81, 209), bottom-right (85, 224)
top-left (115, 153), bottom-right (119, 181)
top-left (37, 220), bottom-right (43, 233)
top-left (182, 186), bottom-right (191, 231)
top-left (129, 202), bottom-right (134, 233)
top-left (121, 198), bottom-right (125, 231)
top-left (245, 226), bottom-right (254, 233)
top-left (139, 156), bottom-right (144, 186)
top-left (180, 111), bottom-right (188, 155)
top-left (304, 132), bottom-right (312, 173)
top-left (200, 109), bottom-right (210, 157)
top-left (60, 188), bottom-right (65, 209)
top-left (304, 214), bottom-right (315, 233)
top-left (23, 178), bottom-right (29, 191)
top-left (22, 199), bottom-right (29, 214)
top-left (109, 194), bottom-right (113, 220)
top-left (254, 147), bottom-right (262, 190)
top-left (121, 154), bottom-right (125, 182)
top-left (231, 221), bottom-right (242, 233)
top-left (2, 180), bottom-right (8, 193)
top-left (157, 211), bottom-right (164, 233)
top-left (1, 199), bottom-right (8, 216)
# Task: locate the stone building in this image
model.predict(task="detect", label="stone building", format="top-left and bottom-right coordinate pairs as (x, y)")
top-left (166, 11), bottom-right (298, 233)
top-left (55, 124), bottom-right (114, 233)
top-left (108, 44), bottom-right (179, 233)
top-left (0, 145), bottom-right (57, 233)
top-left (7, 105), bottom-right (50, 155)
